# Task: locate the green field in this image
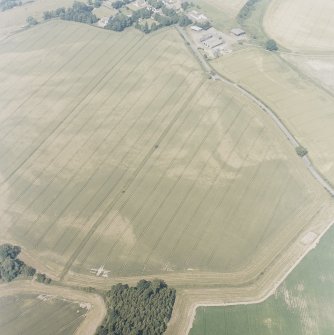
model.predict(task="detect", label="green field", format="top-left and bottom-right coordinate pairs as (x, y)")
top-left (0, 293), bottom-right (86, 335)
top-left (0, 21), bottom-right (331, 283)
top-left (212, 47), bottom-right (334, 185)
top-left (190, 221), bottom-right (334, 335)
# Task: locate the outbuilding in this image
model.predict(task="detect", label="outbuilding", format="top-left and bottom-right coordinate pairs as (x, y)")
top-left (230, 28), bottom-right (246, 36)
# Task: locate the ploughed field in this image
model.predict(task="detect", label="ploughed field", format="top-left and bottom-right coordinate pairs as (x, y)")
top-left (0, 293), bottom-right (87, 335)
top-left (0, 21), bottom-right (330, 281)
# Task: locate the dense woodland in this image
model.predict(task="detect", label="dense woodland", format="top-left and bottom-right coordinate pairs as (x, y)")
top-left (96, 279), bottom-right (176, 335)
top-left (0, 244), bottom-right (35, 282)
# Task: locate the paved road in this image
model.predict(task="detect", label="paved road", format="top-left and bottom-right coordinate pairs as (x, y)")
top-left (176, 27), bottom-right (334, 197)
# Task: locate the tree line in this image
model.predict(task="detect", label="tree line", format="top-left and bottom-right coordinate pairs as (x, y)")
top-left (0, 243), bottom-right (52, 284)
top-left (96, 279), bottom-right (176, 335)
top-left (43, 2), bottom-right (98, 24)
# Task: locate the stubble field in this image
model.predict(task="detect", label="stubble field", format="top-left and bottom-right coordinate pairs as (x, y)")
top-left (0, 293), bottom-right (87, 335)
top-left (264, 0), bottom-right (334, 52)
top-left (212, 48), bottom-right (334, 185)
top-left (0, 21), bottom-right (331, 285)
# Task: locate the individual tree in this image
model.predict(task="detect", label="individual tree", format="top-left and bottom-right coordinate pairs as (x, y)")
top-left (26, 16), bottom-right (38, 26)
top-left (265, 39), bottom-right (278, 51)
top-left (178, 15), bottom-right (192, 27)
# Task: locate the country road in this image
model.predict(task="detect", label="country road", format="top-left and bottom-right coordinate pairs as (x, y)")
top-left (176, 26), bottom-right (334, 197)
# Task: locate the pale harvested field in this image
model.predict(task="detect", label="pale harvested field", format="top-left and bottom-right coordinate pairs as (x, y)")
top-left (0, 281), bottom-right (106, 335)
top-left (264, 0), bottom-right (334, 52)
top-left (0, 21), bottom-right (332, 285)
top-left (0, 293), bottom-right (86, 335)
top-left (0, 0), bottom-right (74, 40)
top-left (212, 48), bottom-right (334, 185)
top-left (282, 54), bottom-right (334, 93)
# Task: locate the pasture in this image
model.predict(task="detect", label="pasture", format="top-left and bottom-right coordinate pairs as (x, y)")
top-left (264, 0), bottom-right (334, 52)
top-left (0, 21), bottom-right (331, 283)
top-left (189, 220), bottom-right (334, 335)
top-left (212, 48), bottom-right (334, 186)
top-left (0, 293), bottom-right (86, 335)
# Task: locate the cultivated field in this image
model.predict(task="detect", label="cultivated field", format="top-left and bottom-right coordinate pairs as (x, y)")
top-left (0, 21), bottom-right (331, 285)
top-left (0, 0), bottom-right (73, 40)
top-left (212, 48), bottom-right (334, 186)
top-left (264, 0), bottom-right (334, 52)
top-left (0, 293), bottom-right (86, 335)
top-left (189, 219), bottom-right (334, 335)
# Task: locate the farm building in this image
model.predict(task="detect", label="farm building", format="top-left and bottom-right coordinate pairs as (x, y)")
top-left (202, 37), bottom-right (224, 49)
top-left (200, 33), bottom-right (213, 42)
top-left (191, 25), bottom-right (203, 32)
top-left (231, 28), bottom-right (246, 36)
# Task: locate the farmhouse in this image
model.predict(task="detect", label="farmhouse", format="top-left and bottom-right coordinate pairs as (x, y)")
top-left (231, 28), bottom-right (246, 36)
top-left (97, 16), bottom-right (111, 27)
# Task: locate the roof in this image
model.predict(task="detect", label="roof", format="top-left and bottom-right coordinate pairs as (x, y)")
top-left (231, 28), bottom-right (246, 36)
top-left (202, 37), bottom-right (224, 49)
top-left (191, 25), bottom-right (203, 31)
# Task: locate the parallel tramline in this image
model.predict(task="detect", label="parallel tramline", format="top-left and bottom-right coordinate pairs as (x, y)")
top-left (0, 21), bottom-right (331, 286)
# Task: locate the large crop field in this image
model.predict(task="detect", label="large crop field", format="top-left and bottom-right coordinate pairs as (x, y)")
top-left (0, 21), bottom-right (331, 284)
top-left (212, 48), bottom-right (334, 185)
top-left (189, 217), bottom-right (334, 335)
top-left (264, 0), bottom-right (334, 52)
top-left (0, 293), bottom-right (87, 335)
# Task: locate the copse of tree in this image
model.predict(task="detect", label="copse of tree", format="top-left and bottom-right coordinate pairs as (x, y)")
top-left (195, 20), bottom-right (211, 30)
top-left (26, 16), bottom-right (38, 26)
top-left (43, 2), bottom-right (98, 24)
top-left (106, 13), bottom-right (133, 31)
top-left (265, 39), bottom-right (278, 51)
top-left (147, 0), bottom-right (164, 9)
top-left (0, 244), bottom-right (36, 282)
top-left (238, 0), bottom-right (260, 22)
top-left (96, 279), bottom-right (176, 335)
top-left (112, 0), bottom-right (124, 9)
top-left (178, 14), bottom-right (192, 27)
top-left (0, 243), bottom-right (21, 261)
top-left (296, 146), bottom-right (308, 157)
top-left (36, 273), bottom-right (52, 284)
top-left (181, 1), bottom-right (189, 11)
